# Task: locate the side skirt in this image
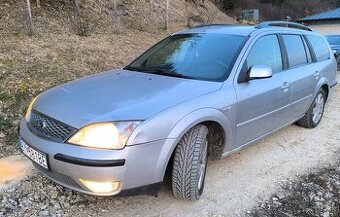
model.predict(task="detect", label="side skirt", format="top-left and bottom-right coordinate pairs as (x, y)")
top-left (221, 115), bottom-right (305, 159)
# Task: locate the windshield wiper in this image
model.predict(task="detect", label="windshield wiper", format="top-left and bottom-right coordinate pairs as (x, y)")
top-left (124, 66), bottom-right (194, 79)
top-left (146, 69), bottom-right (194, 79)
top-left (124, 66), bottom-right (146, 72)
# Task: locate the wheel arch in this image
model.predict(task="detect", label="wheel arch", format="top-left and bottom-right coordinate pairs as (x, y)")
top-left (315, 78), bottom-right (330, 101)
top-left (321, 83), bottom-right (329, 101)
top-left (155, 108), bottom-right (233, 181)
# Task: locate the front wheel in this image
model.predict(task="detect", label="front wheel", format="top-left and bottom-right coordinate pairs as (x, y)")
top-left (171, 125), bottom-right (209, 200)
top-left (336, 55), bottom-right (340, 71)
top-left (296, 89), bottom-right (326, 128)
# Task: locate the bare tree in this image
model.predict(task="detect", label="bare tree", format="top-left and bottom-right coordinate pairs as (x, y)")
top-left (26, 0), bottom-right (33, 27)
top-left (36, 0), bottom-right (41, 8)
top-left (68, 0), bottom-right (92, 36)
top-left (17, 0), bottom-right (34, 35)
top-left (165, 0), bottom-right (169, 30)
top-left (107, 0), bottom-right (124, 33)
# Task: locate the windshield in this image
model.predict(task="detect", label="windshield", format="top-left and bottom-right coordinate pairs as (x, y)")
top-left (124, 34), bottom-right (246, 82)
top-left (326, 35), bottom-right (340, 45)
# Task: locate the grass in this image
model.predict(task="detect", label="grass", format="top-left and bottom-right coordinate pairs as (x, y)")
top-left (0, 93), bottom-right (11, 102)
top-left (0, 23), bottom-right (170, 158)
top-left (0, 116), bottom-right (13, 133)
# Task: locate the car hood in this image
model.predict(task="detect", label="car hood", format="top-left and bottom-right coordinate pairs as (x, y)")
top-left (34, 69), bottom-right (222, 128)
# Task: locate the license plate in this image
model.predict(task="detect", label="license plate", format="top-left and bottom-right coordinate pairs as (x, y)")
top-left (19, 139), bottom-right (49, 170)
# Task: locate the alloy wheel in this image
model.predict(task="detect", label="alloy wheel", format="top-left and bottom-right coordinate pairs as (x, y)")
top-left (312, 93), bottom-right (325, 124)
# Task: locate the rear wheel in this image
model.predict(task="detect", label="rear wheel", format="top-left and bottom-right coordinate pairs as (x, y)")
top-left (171, 125), bottom-right (209, 200)
top-left (296, 89), bottom-right (326, 128)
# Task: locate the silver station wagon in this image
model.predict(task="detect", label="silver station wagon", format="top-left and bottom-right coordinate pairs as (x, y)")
top-left (19, 21), bottom-right (337, 200)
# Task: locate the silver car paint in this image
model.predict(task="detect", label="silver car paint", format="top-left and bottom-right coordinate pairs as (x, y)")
top-left (20, 25), bottom-right (337, 195)
top-left (34, 70), bottom-right (222, 129)
top-left (20, 119), bottom-right (175, 195)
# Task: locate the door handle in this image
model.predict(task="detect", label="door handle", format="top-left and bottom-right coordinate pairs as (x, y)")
top-left (281, 82), bottom-right (290, 90)
top-left (314, 71), bottom-right (321, 78)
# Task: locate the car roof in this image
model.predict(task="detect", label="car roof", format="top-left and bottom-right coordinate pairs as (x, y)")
top-left (174, 23), bottom-right (316, 37)
top-left (174, 25), bottom-right (256, 36)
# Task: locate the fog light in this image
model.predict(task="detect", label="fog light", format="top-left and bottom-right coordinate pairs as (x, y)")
top-left (79, 179), bottom-right (120, 194)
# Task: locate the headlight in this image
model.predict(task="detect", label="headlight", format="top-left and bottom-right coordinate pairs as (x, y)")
top-left (25, 96), bottom-right (39, 121)
top-left (67, 122), bottom-right (141, 150)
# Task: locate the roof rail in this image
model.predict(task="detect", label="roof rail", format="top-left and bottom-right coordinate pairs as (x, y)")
top-left (190, 23), bottom-right (237, 29)
top-left (255, 21), bottom-right (313, 31)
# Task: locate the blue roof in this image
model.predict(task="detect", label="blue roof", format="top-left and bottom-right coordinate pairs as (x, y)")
top-left (299, 8), bottom-right (340, 21)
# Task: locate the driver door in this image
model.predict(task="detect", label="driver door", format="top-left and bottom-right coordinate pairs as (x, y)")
top-left (233, 34), bottom-right (292, 148)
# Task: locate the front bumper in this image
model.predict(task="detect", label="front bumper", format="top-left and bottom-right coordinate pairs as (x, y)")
top-left (19, 119), bottom-right (173, 196)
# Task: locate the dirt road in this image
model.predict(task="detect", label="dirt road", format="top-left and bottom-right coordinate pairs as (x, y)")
top-left (0, 156), bottom-right (32, 192)
top-left (1, 75), bottom-right (339, 217)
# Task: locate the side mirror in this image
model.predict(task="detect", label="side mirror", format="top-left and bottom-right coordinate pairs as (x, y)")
top-left (248, 65), bottom-right (273, 80)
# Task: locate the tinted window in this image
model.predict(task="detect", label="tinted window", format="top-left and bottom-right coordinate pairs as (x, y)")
top-left (245, 35), bottom-right (282, 73)
top-left (282, 35), bottom-right (307, 68)
top-left (125, 34), bottom-right (246, 82)
top-left (307, 35), bottom-right (330, 62)
top-left (302, 37), bottom-right (313, 63)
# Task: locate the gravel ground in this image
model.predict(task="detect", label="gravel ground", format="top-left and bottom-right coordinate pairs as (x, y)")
top-left (0, 173), bottom-right (101, 217)
top-left (1, 161), bottom-right (339, 217)
top-left (248, 160), bottom-right (340, 217)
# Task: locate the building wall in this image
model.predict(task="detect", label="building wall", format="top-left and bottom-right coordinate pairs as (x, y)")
top-left (308, 23), bottom-right (340, 35)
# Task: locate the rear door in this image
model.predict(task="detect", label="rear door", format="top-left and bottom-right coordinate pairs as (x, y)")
top-left (280, 34), bottom-right (317, 120)
top-left (234, 34), bottom-right (292, 147)
top-left (305, 35), bottom-right (333, 89)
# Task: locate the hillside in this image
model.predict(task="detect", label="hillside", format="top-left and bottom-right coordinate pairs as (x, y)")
top-left (1, 0), bottom-right (235, 35)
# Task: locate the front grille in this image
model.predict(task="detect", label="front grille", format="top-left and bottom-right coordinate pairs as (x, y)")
top-left (28, 110), bottom-right (77, 142)
top-left (33, 163), bottom-right (83, 190)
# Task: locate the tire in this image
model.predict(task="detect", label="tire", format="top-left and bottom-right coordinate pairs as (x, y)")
top-left (171, 124), bottom-right (209, 200)
top-left (296, 89), bottom-right (326, 128)
top-left (336, 55), bottom-right (340, 71)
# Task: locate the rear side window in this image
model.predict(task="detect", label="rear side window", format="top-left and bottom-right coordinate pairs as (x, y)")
top-left (307, 35), bottom-right (330, 62)
top-left (302, 37), bottom-right (313, 63)
top-left (245, 35), bottom-right (282, 73)
top-left (282, 34), bottom-right (308, 68)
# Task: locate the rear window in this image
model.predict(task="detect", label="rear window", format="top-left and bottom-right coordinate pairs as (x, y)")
top-left (282, 34), bottom-right (308, 68)
top-left (307, 35), bottom-right (330, 62)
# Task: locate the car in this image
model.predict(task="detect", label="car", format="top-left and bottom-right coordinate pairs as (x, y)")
top-left (19, 21), bottom-right (337, 200)
top-left (326, 34), bottom-right (340, 70)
